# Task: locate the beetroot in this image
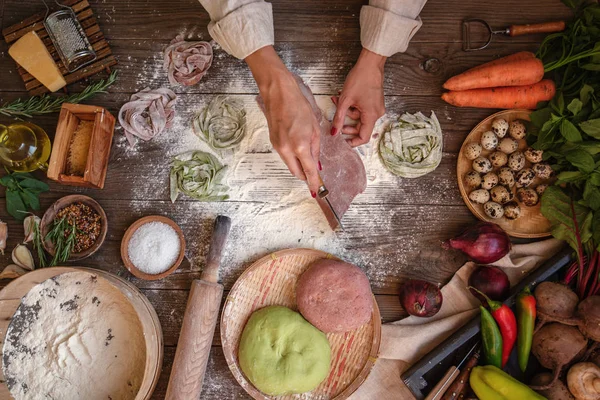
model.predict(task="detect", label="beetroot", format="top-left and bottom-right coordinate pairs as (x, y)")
top-left (399, 279), bottom-right (443, 318)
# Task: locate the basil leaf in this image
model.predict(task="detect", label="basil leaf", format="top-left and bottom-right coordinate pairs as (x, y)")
top-left (530, 108), bottom-right (553, 128)
top-left (566, 149), bottom-right (596, 173)
top-left (581, 84), bottom-right (594, 105)
top-left (584, 181), bottom-right (600, 210)
top-left (558, 170), bottom-right (585, 183)
top-left (20, 189), bottom-right (40, 210)
top-left (568, 98), bottom-right (583, 116)
top-left (561, 119), bottom-right (583, 142)
top-left (580, 118), bottom-right (600, 138)
top-left (18, 178), bottom-right (49, 192)
top-left (0, 175), bottom-right (15, 187)
top-left (6, 190), bottom-right (27, 221)
top-left (591, 171), bottom-right (600, 186)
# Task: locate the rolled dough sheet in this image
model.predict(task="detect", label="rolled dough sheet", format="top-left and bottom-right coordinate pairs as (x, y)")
top-left (257, 76), bottom-right (367, 229)
top-left (2, 271), bottom-right (146, 400)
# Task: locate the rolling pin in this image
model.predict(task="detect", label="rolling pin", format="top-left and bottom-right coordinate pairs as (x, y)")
top-left (165, 215), bottom-right (232, 400)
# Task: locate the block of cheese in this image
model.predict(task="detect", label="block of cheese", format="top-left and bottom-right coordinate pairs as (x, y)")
top-left (8, 31), bottom-right (67, 92)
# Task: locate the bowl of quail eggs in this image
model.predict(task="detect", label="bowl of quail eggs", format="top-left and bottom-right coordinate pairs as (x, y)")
top-left (457, 110), bottom-right (553, 238)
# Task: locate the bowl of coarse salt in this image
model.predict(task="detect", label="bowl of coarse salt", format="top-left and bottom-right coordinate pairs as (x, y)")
top-left (121, 215), bottom-right (186, 280)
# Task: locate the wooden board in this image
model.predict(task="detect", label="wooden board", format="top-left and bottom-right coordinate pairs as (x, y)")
top-left (221, 249), bottom-right (381, 400)
top-left (2, 0), bottom-right (117, 95)
top-left (457, 110), bottom-right (552, 238)
top-left (0, 267), bottom-right (163, 400)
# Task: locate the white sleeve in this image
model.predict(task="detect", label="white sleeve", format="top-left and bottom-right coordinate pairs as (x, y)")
top-left (360, 0), bottom-right (428, 57)
top-left (198, 0), bottom-right (274, 59)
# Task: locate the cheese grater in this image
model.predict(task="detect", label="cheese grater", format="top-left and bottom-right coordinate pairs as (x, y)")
top-left (43, 0), bottom-right (96, 72)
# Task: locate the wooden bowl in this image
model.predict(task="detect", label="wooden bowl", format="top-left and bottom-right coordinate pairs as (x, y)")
top-left (221, 248), bottom-right (382, 400)
top-left (121, 215), bottom-right (186, 280)
top-left (457, 109), bottom-right (551, 238)
top-left (0, 267), bottom-right (163, 400)
top-left (41, 194), bottom-right (108, 260)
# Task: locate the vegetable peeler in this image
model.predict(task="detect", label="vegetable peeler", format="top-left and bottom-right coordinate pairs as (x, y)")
top-left (462, 19), bottom-right (565, 51)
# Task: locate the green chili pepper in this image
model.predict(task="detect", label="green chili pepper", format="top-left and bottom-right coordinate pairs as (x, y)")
top-left (516, 287), bottom-right (536, 373)
top-left (480, 306), bottom-right (503, 369)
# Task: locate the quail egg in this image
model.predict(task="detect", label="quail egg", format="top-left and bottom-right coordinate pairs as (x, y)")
top-left (464, 143), bottom-right (482, 160)
top-left (508, 151), bottom-right (526, 171)
top-left (469, 189), bottom-right (490, 204)
top-left (533, 163), bottom-right (554, 180)
top-left (489, 151), bottom-right (508, 168)
top-left (481, 172), bottom-right (499, 190)
top-left (503, 202), bottom-right (521, 220)
top-left (517, 187), bottom-right (539, 206)
top-left (465, 171), bottom-right (482, 188)
top-left (524, 147), bottom-right (543, 163)
top-left (481, 131), bottom-right (499, 151)
top-left (498, 167), bottom-right (515, 188)
top-left (509, 120), bottom-right (527, 139)
top-left (497, 138), bottom-right (520, 154)
top-left (515, 168), bottom-right (536, 188)
top-left (490, 185), bottom-right (514, 204)
top-left (536, 184), bottom-right (548, 196)
top-left (473, 157), bottom-right (492, 173)
top-left (491, 118), bottom-right (509, 138)
top-left (484, 201), bottom-right (504, 219)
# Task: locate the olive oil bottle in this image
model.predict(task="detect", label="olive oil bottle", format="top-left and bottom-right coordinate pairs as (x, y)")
top-left (0, 122), bottom-right (51, 172)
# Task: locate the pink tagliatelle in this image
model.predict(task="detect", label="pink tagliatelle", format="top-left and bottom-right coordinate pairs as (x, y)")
top-left (118, 88), bottom-right (177, 146)
top-left (163, 35), bottom-right (213, 86)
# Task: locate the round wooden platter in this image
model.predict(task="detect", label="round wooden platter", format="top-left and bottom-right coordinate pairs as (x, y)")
top-left (457, 109), bottom-right (552, 238)
top-left (0, 267), bottom-right (163, 400)
top-left (221, 248), bottom-right (382, 400)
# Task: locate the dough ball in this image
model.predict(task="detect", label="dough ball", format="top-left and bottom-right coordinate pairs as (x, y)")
top-left (297, 259), bottom-right (373, 333)
top-left (238, 306), bottom-right (331, 396)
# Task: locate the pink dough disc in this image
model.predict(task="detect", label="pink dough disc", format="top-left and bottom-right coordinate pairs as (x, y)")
top-left (296, 259), bottom-right (373, 333)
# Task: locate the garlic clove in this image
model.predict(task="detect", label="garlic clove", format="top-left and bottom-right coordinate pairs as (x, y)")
top-left (12, 244), bottom-right (35, 271)
top-left (0, 264), bottom-right (28, 280)
top-left (23, 215), bottom-right (40, 244)
top-left (0, 220), bottom-right (7, 255)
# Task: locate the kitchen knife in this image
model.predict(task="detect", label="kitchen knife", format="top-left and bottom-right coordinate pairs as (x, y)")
top-left (165, 215), bottom-right (231, 400)
top-left (317, 175), bottom-right (344, 230)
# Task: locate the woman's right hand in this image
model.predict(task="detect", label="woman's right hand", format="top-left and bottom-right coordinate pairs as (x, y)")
top-left (246, 46), bottom-right (322, 198)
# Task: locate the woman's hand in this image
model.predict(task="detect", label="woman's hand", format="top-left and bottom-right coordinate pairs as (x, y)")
top-left (246, 46), bottom-right (322, 198)
top-left (332, 49), bottom-right (387, 147)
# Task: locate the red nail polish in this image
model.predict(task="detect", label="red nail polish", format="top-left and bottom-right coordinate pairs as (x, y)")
top-left (318, 161), bottom-right (322, 171)
top-left (311, 191), bottom-right (317, 198)
top-left (331, 127), bottom-right (337, 136)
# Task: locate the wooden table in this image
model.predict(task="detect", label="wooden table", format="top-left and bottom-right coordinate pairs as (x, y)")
top-left (0, 0), bottom-right (570, 398)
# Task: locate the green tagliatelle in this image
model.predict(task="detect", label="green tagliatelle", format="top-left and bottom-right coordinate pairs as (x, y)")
top-left (170, 151), bottom-right (229, 202)
top-left (193, 96), bottom-right (246, 150)
top-left (378, 111), bottom-right (443, 178)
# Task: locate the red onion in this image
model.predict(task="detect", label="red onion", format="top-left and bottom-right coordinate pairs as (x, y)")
top-left (468, 265), bottom-right (510, 303)
top-left (442, 222), bottom-right (511, 264)
top-left (399, 279), bottom-right (443, 318)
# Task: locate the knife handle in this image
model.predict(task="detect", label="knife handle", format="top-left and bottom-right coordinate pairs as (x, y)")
top-left (508, 21), bottom-right (565, 36)
top-left (441, 351), bottom-right (480, 400)
top-left (425, 366), bottom-right (460, 400)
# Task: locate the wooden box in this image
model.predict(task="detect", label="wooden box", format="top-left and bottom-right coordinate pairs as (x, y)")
top-left (47, 103), bottom-right (115, 189)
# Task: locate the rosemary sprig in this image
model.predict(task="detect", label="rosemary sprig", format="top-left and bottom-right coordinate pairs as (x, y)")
top-left (0, 70), bottom-right (118, 119)
top-left (45, 217), bottom-right (79, 267)
top-left (32, 218), bottom-right (48, 268)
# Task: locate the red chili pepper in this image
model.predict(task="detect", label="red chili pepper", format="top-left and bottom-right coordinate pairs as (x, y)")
top-left (470, 287), bottom-right (517, 367)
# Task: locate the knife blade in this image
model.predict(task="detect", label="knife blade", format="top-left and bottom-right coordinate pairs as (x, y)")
top-left (317, 177), bottom-right (345, 230)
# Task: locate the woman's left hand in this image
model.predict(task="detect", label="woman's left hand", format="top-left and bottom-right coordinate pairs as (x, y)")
top-left (331, 48), bottom-right (387, 147)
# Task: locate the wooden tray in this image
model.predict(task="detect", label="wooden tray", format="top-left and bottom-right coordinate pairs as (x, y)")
top-left (0, 267), bottom-right (163, 400)
top-left (221, 248), bottom-right (382, 400)
top-left (2, 0), bottom-right (117, 95)
top-left (457, 109), bottom-right (552, 238)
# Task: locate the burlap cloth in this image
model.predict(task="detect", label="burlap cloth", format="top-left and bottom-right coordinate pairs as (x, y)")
top-left (349, 238), bottom-right (565, 399)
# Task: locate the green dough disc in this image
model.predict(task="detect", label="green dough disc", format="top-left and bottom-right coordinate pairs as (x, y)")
top-left (238, 305), bottom-right (331, 395)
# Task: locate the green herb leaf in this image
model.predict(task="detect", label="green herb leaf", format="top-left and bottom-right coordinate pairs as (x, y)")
top-left (18, 178), bottom-right (49, 191)
top-left (584, 181), bottom-right (600, 210)
top-left (20, 189), bottom-right (40, 210)
top-left (580, 118), bottom-right (600, 138)
top-left (566, 149), bottom-right (596, 172)
top-left (590, 171), bottom-right (600, 185)
top-left (558, 170), bottom-right (585, 183)
top-left (530, 108), bottom-right (553, 128)
top-left (6, 190), bottom-right (27, 220)
top-left (568, 98), bottom-right (584, 116)
top-left (581, 84), bottom-right (594, 105)
top-left (561, 119), bottom-right (583, 142)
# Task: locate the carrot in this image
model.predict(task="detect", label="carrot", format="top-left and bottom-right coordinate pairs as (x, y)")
top-left (441, 79), bottom-right (556, 109)
top-left (443, 52), bottom-right (544, 91)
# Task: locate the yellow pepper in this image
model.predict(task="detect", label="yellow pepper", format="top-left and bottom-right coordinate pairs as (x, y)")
top-left (470, 365), bottom-right (547, 400)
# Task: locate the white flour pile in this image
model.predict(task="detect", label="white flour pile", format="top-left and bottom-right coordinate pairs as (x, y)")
top-left (2, 271), bottom-right (146, 400)
top-left (128, 221), bottom-right (181, 274)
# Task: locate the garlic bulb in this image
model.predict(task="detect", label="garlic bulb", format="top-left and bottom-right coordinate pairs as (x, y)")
top-left (12, 244), bottom-right (35, 271)
top-left (23, 215), bottom-right (40, 244)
